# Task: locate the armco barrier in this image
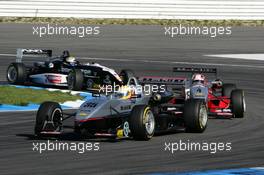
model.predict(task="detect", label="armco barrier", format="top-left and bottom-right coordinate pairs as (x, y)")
top-left (0, 0), bottom-right (264, 20)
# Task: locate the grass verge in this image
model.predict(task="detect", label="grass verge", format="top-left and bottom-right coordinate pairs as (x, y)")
top-left (0, 17), bottom-right (264, 26)
top-left (0, 86), bottom-right (83, 106)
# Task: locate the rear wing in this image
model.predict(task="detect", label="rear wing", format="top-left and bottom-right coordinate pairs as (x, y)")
top-left (16, 48), bottom-right (52, 62)
top-left (138, 76), bottom-right (187, 93)
top-left (173, 67), bottom-right (217, 74)
top-left (138, 76), bottom-right (187, 86)
top-left (173, 67), bottom-right (218, 78)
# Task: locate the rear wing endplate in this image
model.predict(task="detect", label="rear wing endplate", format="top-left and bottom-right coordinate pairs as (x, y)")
top-left (16, 48), bottom-right (52, 62)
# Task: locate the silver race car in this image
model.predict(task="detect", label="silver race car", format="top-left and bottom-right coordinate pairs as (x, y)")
top-left (34, 77), bottom-right (208, 141)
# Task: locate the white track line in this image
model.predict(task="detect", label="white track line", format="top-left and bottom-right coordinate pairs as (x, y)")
top-left (1, 53), bottom-right (264, 69)
top-left (0, 53), bottom-right (17, 57)
top-left (79, 57), bottom-right (264, 69)
top-left (205, 54), bottom-right (264, 61)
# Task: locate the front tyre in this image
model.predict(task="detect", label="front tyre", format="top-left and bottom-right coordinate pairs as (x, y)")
top-left (68, 69), bottom-right (83, 91)
top-left (184, 99), bottom-right (208, 133)
top-left (6, 63), bottom-right (27, 84)
top-left (35, 102), bottom-right (63, 136)
top-left (130, 105), bottom-right (155, 141)
top-left (231, 89), bottom-right (246, 118)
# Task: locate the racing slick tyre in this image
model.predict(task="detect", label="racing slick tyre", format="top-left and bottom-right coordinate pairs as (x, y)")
top-left (34, 102), bottom-right (63, 136)
top-left (120, 69), bottom-right (135, 85)
top-left (68, 69), bottom-right (84, 91)
top-left (130, 105), bottom-right (155, 141)
top-left (6, 63), bottom-right (27, 84)
top-left (231, 89), bottom-right (246, 118)
top-left (222, 83), bottom-right (236, 97)
top-left (184, 99), bottom-right (208, 133)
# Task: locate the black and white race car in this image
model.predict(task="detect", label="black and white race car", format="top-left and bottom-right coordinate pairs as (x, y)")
top-left (6, 49), bottom-right (133, 91)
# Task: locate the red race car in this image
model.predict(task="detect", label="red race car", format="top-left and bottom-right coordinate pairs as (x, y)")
top-left (172, 67), bottom-right (246, 118)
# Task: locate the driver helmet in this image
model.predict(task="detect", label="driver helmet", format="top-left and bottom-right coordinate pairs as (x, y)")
top-left (212, 79), bottom-right (223, 88)
top-left (62, 50), bottom-right (70, 58)
top-left (192, 73), bottom-right (205, 84)
top-left (119, 86), bottom-right (135, 100)
top-left (65, 56), bottom-right (76, 63)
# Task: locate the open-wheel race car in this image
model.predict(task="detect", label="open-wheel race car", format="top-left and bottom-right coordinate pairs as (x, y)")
top-left (6, 48), bottom-right (133, 91)
top-left (34, 77), bottom-right (208, 141)
top-left (171, 67), bottom-right (246, 118)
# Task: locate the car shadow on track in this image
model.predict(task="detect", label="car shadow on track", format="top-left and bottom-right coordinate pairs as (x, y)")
top-left (16, 129), bottom-right (186, 143)
top-left (154, 127), bottom-right (185, 137)
top-left (16, 124), bottom-right (192, 142)
top-left (16, 123), bottom-right (132, 143)
top-left (209, 116), bottom-right (233, 119)
top-left (16, 133), bottom-right (126, 143)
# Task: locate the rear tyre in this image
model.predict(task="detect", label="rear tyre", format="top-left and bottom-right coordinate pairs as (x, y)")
top-left (231, 89), bottom-right (246, 118)
top-left (120, 69), bottom-right (135, 85)
top-left (130, 105), bottom-right (155, 140)
top-left (35, 102), bottom-right (63, 136)
top-left (222, 83), bottom-right (236, 97)
top-left (6, 63), bottom-right (27, 84)
top-left (68, 69), bottom-right (83, 91)
top-left (184, 99), bottom-right (208, 133)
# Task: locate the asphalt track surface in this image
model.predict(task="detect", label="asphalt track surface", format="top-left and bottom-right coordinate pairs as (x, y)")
top-left (0, 24), bottom-right (264, 175)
